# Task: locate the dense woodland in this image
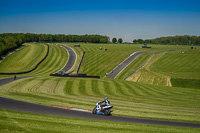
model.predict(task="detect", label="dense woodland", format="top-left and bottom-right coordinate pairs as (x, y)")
top-left (0, 33), bottom-right (109, 57)
top-left (133, 35), bottom-right (200, 45)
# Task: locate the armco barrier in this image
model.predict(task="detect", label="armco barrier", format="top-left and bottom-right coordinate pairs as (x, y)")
top-left (50, 73), bottom-right (100, 79)
top-left (0, 44), bottom-right (49, 75)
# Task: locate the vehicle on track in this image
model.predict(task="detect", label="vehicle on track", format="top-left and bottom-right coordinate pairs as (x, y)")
top-left (92, 102), bottom-right (113, 115)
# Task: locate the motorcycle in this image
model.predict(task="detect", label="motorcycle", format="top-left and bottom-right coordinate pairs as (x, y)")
top-left (92, 102), bottom-right (113, 115)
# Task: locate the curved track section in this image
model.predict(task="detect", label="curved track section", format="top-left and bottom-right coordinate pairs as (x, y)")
top-left (105, 51), bottom-right (152, 78)
top-left (56, 45), bottom-right (76, 73)
top-left (0, 96), bottom-right (199, 128)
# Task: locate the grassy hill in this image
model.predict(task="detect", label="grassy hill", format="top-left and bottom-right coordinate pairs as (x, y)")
top-left (68, 43), bottom-right (191, 78)
top-left (0, 43), bottom-right (200, 132)
top-left (1, 109), bottom-right (199, 133)
top-left (0, 43), bottom-right (47, 73)
top-left (0, 76), bottom-right (199, 123)
top-left (0, 43), bottom-right (69, 77)
top-left (28, 44), bottom-right (69, 75)
top-left (116, 52), bottom-right (153, 80)
top-left (126, 47), bottom-right (200, 88)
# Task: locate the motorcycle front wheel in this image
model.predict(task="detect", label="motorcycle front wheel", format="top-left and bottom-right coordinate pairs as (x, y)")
top-left (92, 108), bottom-right (97, 114)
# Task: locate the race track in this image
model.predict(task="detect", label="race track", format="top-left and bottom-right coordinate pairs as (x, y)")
top-left (56, 44), bottom-right (77, 73)
top-left (105, 51), bottom-right (152, 78)
top-left (0, 96), bottom-right (200, 128)
top-left (0, 47), bottom-right (200, 128)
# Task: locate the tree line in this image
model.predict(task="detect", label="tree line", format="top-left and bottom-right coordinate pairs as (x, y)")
top-left (133, 35), bottom-right (200, 45)
top-left (1, 33), bottom-right (200, 58)
top-left (0, 33), bottom-right (109, 57)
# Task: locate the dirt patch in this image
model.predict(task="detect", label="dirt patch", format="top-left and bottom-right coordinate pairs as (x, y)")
top-left (167, 77), bottom-right (172, 87)
top-left (126, 71), bottom-right (141, 82)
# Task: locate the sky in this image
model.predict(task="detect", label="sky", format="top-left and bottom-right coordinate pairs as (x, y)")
top-left (0, 0), bottom-right (200, 42)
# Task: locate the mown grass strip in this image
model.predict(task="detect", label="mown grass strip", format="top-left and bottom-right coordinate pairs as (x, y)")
top-left (1, 76), bottom-right (199, 123)
top-left (0, 43), bottom-right (69, 78)
top-left (0, 43), bottom-right (47, 73)
top-left (1, 109), bottom-right (199, 133)
top-left (126, 48), bottom-right (200, 87)
top-left (76, 43), bottom-right (191, 78)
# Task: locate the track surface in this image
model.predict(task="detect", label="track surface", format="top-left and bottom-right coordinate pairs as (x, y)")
top-left (0, 96), bottom-right (199, 128)
top-left (0, 48), bottom-right (200, 128)
top-left (105, 51), bottom-right (152, 78)
top-left (56, 44), bottom-right (77, 73)
top-left (0, 76), bottom-right (30, 86)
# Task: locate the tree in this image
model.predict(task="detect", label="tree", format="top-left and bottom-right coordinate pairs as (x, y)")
top-left (133, 39), bottom-right (137, 44)
top-left (138, 39), bottom-right (144, 44)
top-left (5, 36), bottom-right (16, 49)
top-left (100, 37), bottom-right (108, 43)
top-left (112, 38), bottom-right (117, 43)
top-left (0, 37), bottom-right (6, 56)
top-left (118, 38), bottom-right (123, 43)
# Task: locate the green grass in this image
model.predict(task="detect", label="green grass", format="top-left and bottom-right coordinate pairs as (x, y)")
top-left (28, 43), bottom-right (69, 75)
top-left (0, 76), bottom-right (200, 123)
top-left (1, 109), bottom-right (199, 133)
top-left (126, 48), bottom-right (200, 87)
top-left (74, 43), bottom-right (192, 78)
top-left (171, 78), bottom-right (200, 89)
top-left (79, 43), bottom-right (137, 77)
top-left (116, 53), bottom-right (153, 80)
top-left (62, 43), bottom-right (84, 74)
top-left (0, 43), bottom-right (47, 73)
top-left (126, 53), bottom-right (172, 86)
top-left (0, 43), bottom-right (199, 132)
top-left (150, 49), bottom-right (200, 79)
top-left (0, 43), bottom-right (69, 77)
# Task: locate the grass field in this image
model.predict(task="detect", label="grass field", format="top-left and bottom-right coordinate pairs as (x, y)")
top-left (127, 48), bottom-right (200, 88)
top-left (74, 43), bottom-right (192, 78)
top-left (0, 43), bottom-right (47, 73)
top-left (1, 109), bottom-right (199, 133)
top-left (0, 43), bottom-right (199, 132)
top-left (116, 53), bottom-right (153, 80)
top-left (28, 44), bottom-right (69, 75)
top-left (0, 43), bottom-right (69, 77)
top-left (0, 76), bottom-right (199, 123)
top-left (150, 49), bottom-right (200, 79)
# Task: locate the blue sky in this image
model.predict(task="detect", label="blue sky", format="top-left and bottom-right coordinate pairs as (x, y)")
top-left (0, 0), bottom-right (200, 42)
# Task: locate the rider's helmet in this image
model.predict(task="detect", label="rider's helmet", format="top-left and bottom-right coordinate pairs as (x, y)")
top-left (105, 97), bottom-right (108, 100)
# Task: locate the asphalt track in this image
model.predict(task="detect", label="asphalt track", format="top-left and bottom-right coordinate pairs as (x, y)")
top-left (105, 51), bottom-right (152, 78)
top-left (0, 48), bottom-right (200, 128)
top-left (0, 96), bottom-right (200, 128)
top-left (56, 44), bottom-right (77, 73)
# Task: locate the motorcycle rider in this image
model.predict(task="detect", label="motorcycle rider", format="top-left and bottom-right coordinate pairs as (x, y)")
top-left (96, 102), bottom-right (101, 112)
top-left (96, 97), bottom-right (110, 112)
top-left (101, 97), bottom-right (110, 105)
top-left (97, 97), bottom-right (110, 111)
top-left (93, 97), bottom-right (113, 115)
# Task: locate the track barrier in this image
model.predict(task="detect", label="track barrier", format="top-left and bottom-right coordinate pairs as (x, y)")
top-left (50, 73), bottom-right (100, 79)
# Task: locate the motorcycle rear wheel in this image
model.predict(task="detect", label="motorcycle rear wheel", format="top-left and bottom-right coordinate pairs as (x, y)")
top-left (104, 110), bottom-right (110, 116)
